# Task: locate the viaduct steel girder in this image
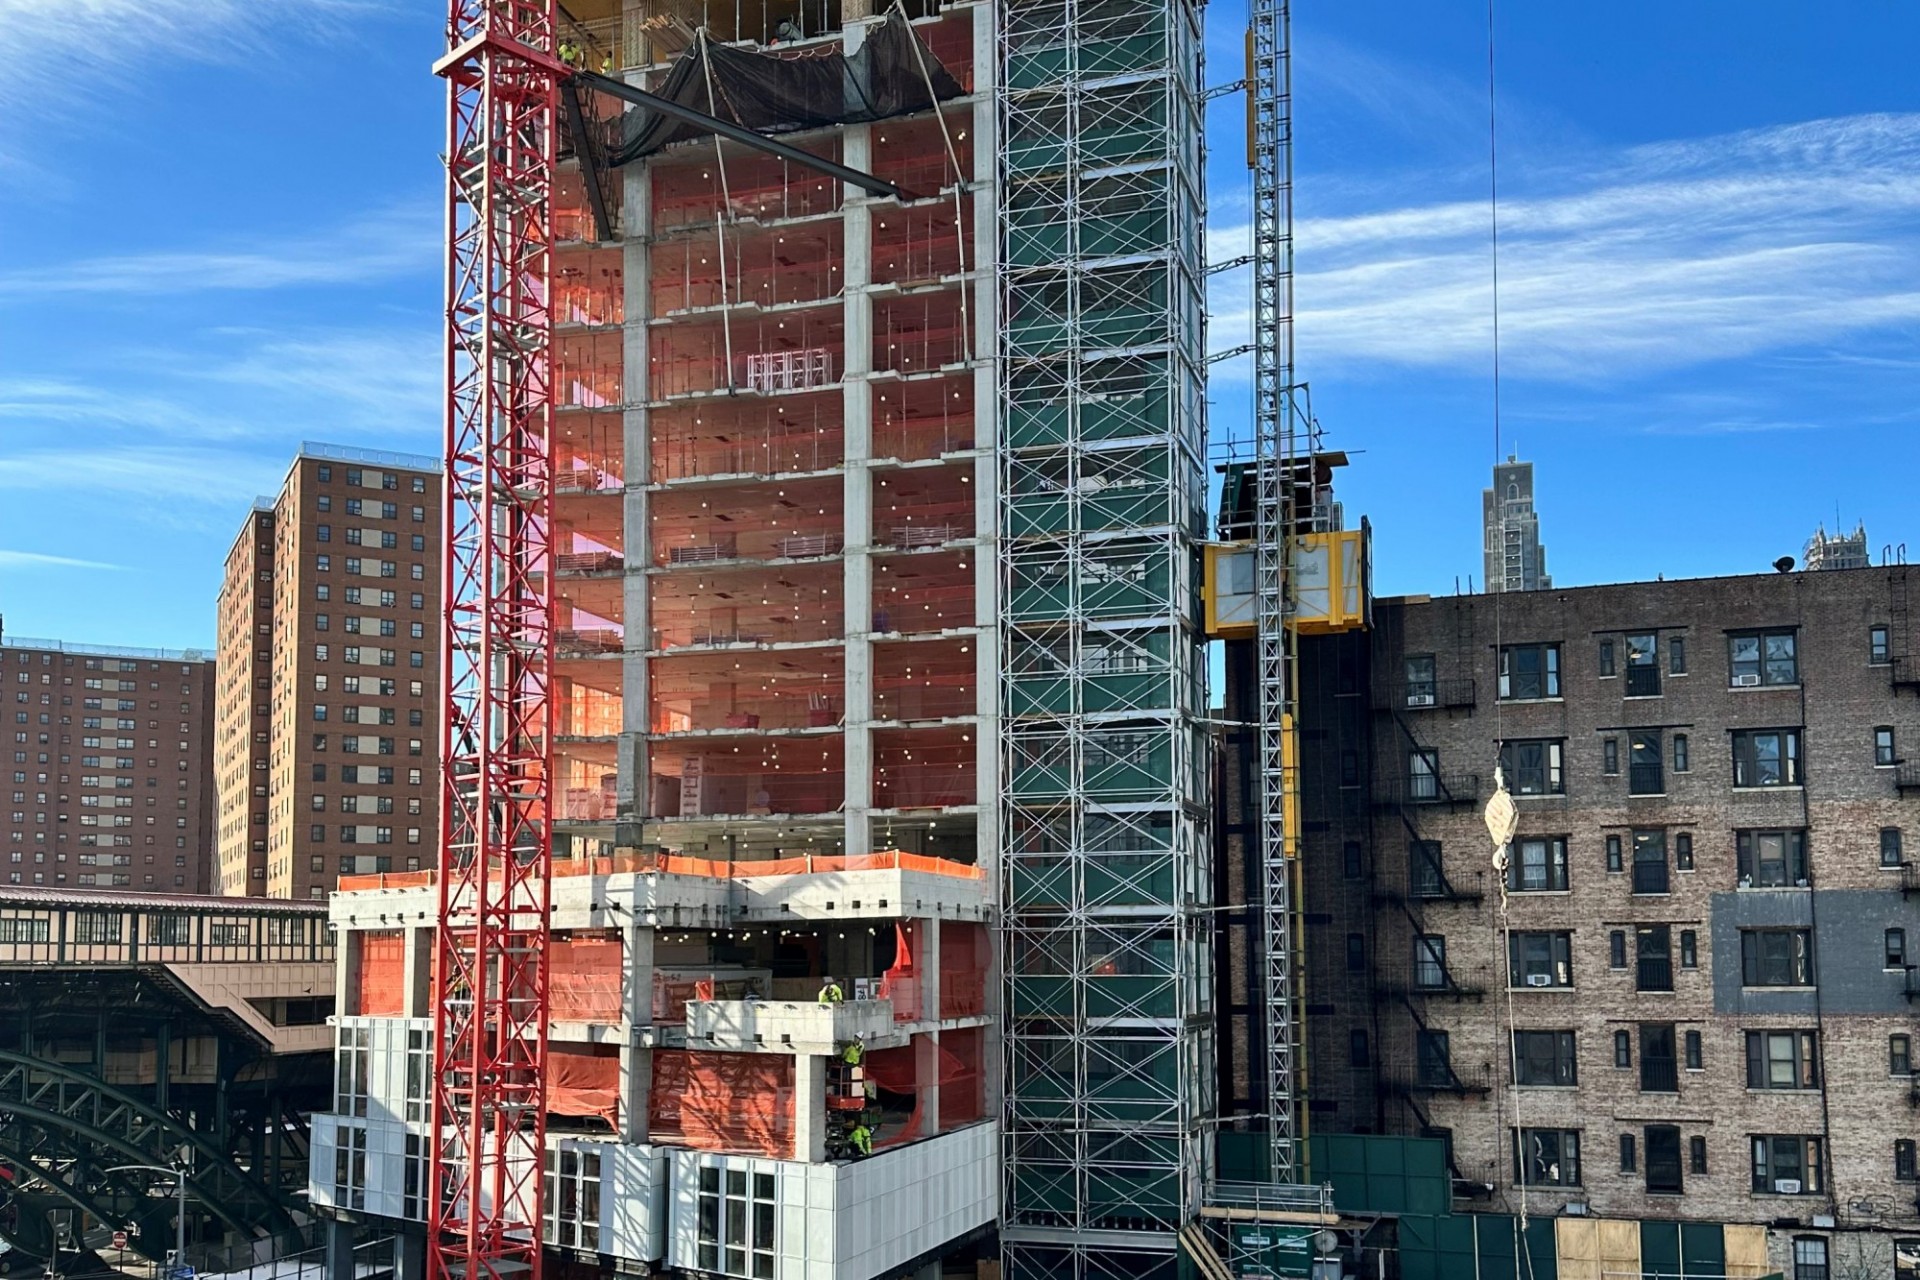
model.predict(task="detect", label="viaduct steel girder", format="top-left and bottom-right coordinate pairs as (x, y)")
top-left (0, 1051), bottom-right (296, 1254)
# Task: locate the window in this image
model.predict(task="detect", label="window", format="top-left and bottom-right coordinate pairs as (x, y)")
top-left (1675, 833), bottom-right (1693, 871)
top-left (1598, 639), bottom-right (1616, 677)
top-left (1639, 1023), bottom-right (1677, 1092)
top-left (1668, 636), bottom-right (1687, 675)
top-left (1625, 633), bottom-right (1660, 695)
top-left (333, 1124), bottom-right (368, 1212)
top-left (1752, 1136), bottom-right (1824, 1194)
top-left (1349, 1029), bottom-right (1370, 1067)
top-left (1510, 837), bottom-right (1568, 892)
top-left (1888, 928), bottom-right (1908, 970)
top-left (1508, 931), bottom-right (1572, 988)
top-left (1514, 1128), bottom-right (1581, 1187)
top-left (336, 1024), bottom-right (371, 1116)
top-left (1885, 828), bottom-right (1907, 868)
top-left (74, 912), bottom-right (121, 943)
top-left (1619, 1133), bottom-right (1636, 1173)
top-left (1606, 834), bottom-right (1623, 873)
top-left (1730, 630), bottom-right (1798, 686)
top-left (1690, 1136), bottom-right (1709, 1175)
top-left (1790, 1236), bottom-right (1827, 1280)
top-left (1613, 1031), bottom-right (1632, 1068)
top-left (1745, 1031), bottom-right (1819, 1089)
top-left (1672, 733), bottom-right (1689, 773)
top-left (1871, 626), bottom-right (1892, 665)
top-left (1877, 726), bottom-right (1899, 767)
top-left (1737, 830), bottom-right (1808, 887)
top-left (1343, 842), bottom-right (1364, 880)
top-left (1637, 926), bottom-right (1673, 992)
top-left (1733, 729), bottom-right (1802, 788)
top-left (1893, 1034), bottom-right (1913, 1076)
top-left (544, 1148), bottom-right (602, 1251)
top-left (1413, 935), bottom-right (1448, 990)
top-left (1512, 1030), bottom-right (1576, 1086)
top-left (318, 464), bottom-right (332, 482)
top-left (1408, 750), bottom-right (1439, 801)
top-left (1345, 933), bottom-right (1366, 972)
top-left (1609, 930), bottom-right (1627, 969)
top-left (1602, 738), bottom-right (1620, 776)
top-left (1409, 841), bottom-right (1446, 898)
top-left (1899, 1141), bottom-right (1919, 1183)
top-left (695, 1166), bottom-right (776, 1279)
top-left (1416, 1031), bottom-right (1453, 1087)
top-left (1632, 830), bottom-right (1669, 895)
top-left (1741, 929), bottom-right (1814, 986)
top-left (1684, 1029), bottom-right (1702, 1070)
top-left (1679, 929), bottom-right (1698, 969)
top-left (1404, 655), bottom-right (1437, 706)
top-left (1499, 739), bottom-right (1564, 795)
top-left (1645, 1125), bottom-right (1683, 1194)
top-left (1628, 733), bottom-right (1664, 795)
top-left (1498, 643), bottom-right (1561, 700)
top-left (209, 923), bottom-right (249, 946)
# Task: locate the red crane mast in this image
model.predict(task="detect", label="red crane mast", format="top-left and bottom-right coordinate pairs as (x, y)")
top-left (427, 2), bottom-right (559, 1280)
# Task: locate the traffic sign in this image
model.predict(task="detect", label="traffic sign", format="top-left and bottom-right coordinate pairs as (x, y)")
top-left (110, 1232), bottom-right (127, 1252)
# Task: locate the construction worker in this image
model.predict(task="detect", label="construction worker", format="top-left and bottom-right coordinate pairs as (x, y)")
top-left (773, 16), bottom-right (804, 43)
top-left (817, 974), bottom-right (845, 1004)
top-left (847, 1117), bottom-right (874, 1157)
top-left (842, 1038), bottom-right (864, 1066)
top-left (599, 52), bottom-right (614, 74)
top-left (558, 39), bottom-right (581, 67)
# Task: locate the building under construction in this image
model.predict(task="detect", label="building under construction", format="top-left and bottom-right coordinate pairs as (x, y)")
top-left (307, 0), bottom-right (1283, 1271)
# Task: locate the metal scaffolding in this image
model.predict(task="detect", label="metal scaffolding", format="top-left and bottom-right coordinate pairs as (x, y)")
top-left (997, 0), bottom-right (1215, 1270)
top-left (1249, 0), bottom-right (1300, 1187)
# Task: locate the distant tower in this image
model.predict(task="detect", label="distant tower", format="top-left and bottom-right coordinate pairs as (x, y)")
top-left (1482, 454), bottom-right (1551, 592)
top-left (1804, 521), bottom-right (1870, 571)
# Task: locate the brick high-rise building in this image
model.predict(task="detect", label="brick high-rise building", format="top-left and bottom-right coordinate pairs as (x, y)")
top-left (214, 442), bottom-right (443, 899)
top-left (1290, 565), bottom-right (1920, 1274)
top-left (0, 634), bottom-right (216, 892)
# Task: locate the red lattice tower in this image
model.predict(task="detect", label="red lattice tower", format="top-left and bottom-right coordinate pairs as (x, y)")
top-left (429, 2), bottom-right (559, 1279)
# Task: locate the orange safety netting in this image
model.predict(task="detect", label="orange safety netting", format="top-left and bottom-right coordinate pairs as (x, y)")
top-left (938, 1025), bottom-right (986, 1129)
top-left (649, 1050), bottom-right (793, 1158)
top-left (863, 1029), bottom-right (985, 1147)
top-left (550, 1045), bottom-right (621, 1130)
top-left (550, 933), bottom-right (625, 1023)
top-left (356, 931), bottom-right (406, 1016)
top-left (877, 921), bottom-right (923, 1021)
top-left (939, 921), bottom-right (989, 1020)
top-left (338, 850), bottom-right (985, 895)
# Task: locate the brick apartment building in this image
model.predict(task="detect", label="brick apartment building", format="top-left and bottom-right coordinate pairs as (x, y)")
top-left (1, 635), bottom-right (216, 892)
top-left (214, 442), bottom-right (443, 899)
top-left (1293, 564), bottom-right (1920, 1271)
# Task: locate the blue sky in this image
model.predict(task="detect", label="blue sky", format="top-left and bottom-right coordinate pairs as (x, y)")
top-left (1, 1), bottom-right (1917, 649)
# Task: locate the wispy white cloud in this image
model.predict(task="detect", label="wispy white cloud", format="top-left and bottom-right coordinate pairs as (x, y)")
top-left (0, 549), bottom-right (125, 572)
top-left (1206, 112), bottom-right (1920, 383)
top-left (0, 204), bottom-right (436, 298)
top-left (0, 446), bottom-right (279, 515)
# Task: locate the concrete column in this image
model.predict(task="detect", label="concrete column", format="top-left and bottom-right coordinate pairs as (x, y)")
top-left (322, 1217), bottom-right (355, 1280)
top-left (393, 1228), bottom-right (427, 1280)
top-left (841, 122), bottom-right (876, 858)
top-left (620, 921), bottom-right (655, 1143)
top-left (913, 1031), bottom-right (942, 1139)
top-left (919, 916), bottom-right (943, 1022)
top-left (336, 930), bottom-right (360, 1017)
top-left (619, 161), bottom-right (656, 848)
top-left (793, 1053), bottom-right (829, 1163)
top-left (403, 925), bottom-right (433, 1018)
top-left (915, 916), bottom-right (943, 1135)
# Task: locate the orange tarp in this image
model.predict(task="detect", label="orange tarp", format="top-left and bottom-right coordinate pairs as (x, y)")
top-left (939, 920), bottom-right (989, 1019)
top-left (550, 1045), bottom-right (621, 1130)
top-left (550, 933), bottom-right (624, 1022)
top-left (648, 1050), bottom-right (793, 1158)
top-left (938, 1025), bottom-right (986, 1129)
top-left (356, 931), bottom-right (406, 1016)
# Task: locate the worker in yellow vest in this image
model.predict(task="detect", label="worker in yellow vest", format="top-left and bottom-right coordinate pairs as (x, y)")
top-left (818, 975), bottom-right (845, 1004)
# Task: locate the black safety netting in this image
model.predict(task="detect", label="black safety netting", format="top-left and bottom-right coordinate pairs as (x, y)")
top-left (610, 8), bottom-right (964, 164)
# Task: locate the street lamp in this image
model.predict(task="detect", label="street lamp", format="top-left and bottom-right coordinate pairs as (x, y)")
top-left (102, 1164), bottom-right (187, 1277)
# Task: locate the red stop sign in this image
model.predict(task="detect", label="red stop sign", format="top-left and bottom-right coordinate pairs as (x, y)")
top-left (111, 1232), bottom-right (128, 1251)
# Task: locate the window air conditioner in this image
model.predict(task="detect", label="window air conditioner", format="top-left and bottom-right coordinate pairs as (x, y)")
top-left (1733, 673), bottom-right (1762, 687)
top-left (1774, 1179), bottom-right (1801, 1195)
top-left (1407, 693), bottom-right (1436, 708)
top-left (1525, 973), bottom-right (1552, 987)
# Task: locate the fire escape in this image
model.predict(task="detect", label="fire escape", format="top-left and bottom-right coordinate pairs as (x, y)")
top-left (1368, 678), bottom-right (1489, 1183)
